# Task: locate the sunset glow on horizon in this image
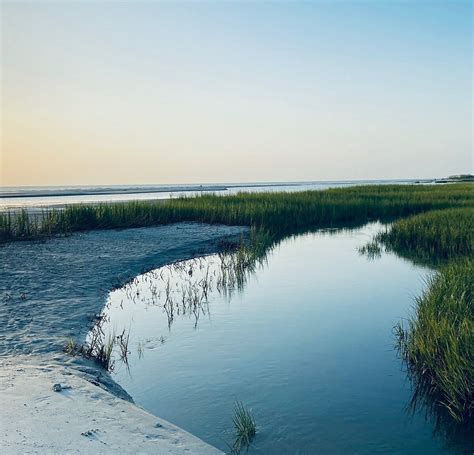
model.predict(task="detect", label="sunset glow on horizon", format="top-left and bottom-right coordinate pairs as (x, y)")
top-left (1, 1), bottom-right (472, 186)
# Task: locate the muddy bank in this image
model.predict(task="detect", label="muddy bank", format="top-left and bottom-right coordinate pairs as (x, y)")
top-left (0, 223), bottom-right (247, 454)
top-left (0, 223), bottom-right (246, 356)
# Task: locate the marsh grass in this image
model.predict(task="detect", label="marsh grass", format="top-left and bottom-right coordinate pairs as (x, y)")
top-left (376, 208), bottom-right (473, 264)
top-left (361, 208), bottom-right (473, 423)
top-left (95, 334), bottom-right (116, 371)
top-left (64, 318), bottom-right (130, 372)
top-left (64, 337), bottom-right (76, 355)
top-left (1, 184), bottom-right (473, 242)
top-left (231, 401), bottom-right (257, 453)
top-left (394, 259), bottom-right (473, 422)
top-left (12, 183), bottom-right (473, 427)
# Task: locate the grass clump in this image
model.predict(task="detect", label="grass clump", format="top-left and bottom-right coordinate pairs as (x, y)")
top-left (65, 334), bottom-right (115, 372)
top-left (395, 259), bottom-right (473, 422)
top-left (377, 208), bottom-right (473, 264)
top-left (64, 322), bottom-right (130, 372)
top-left (231, 401), bottom-right (257, 453)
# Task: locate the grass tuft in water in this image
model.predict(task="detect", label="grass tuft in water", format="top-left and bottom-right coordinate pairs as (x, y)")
top-left (64, 337), bottom-right (77, 355)
top-left (231, 401), bottom-right (257, 453)
top-left (64, 318), bottom-right (130, 372)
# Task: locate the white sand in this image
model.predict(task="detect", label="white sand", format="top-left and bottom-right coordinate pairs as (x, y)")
top-left (0, 224), bottom-right (247, 454)
top-left (0, 356), bottom-right (223, 454)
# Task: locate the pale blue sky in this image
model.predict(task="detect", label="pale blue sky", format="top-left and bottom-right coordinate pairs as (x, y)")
top-left (2, 1), bottom-right (472, 185)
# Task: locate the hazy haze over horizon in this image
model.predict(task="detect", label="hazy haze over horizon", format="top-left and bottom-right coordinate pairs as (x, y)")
top-left (1, 1), bottom-right (472, 186)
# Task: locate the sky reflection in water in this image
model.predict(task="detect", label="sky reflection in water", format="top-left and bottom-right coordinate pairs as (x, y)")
top-left (99, 223), bottom-right (472, 454)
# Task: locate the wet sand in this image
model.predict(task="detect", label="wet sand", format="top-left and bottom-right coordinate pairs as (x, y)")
top-left (0, 223), bottom-right (247, 454)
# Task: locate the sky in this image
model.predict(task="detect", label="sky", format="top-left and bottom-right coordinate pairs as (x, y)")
top-left (1, 0), bottom-right (472, 186)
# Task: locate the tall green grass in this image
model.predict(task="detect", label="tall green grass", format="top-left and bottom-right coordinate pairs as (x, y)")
top-left (395, 259), bottom-right (473, 422)
top-left (1, 183), bottom-right (473, 242)
top-left (377, 208), bottom-right (473, 264)
top-left (231, 401), bottom-right (257, 453)
top-left (377, 208), bottom-right (473, 423)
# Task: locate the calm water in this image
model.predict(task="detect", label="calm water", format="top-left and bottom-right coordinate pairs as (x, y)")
top-left (0, 179), bottom-right (424, 209)
top-left (99, 223), bottom-right (472, 454)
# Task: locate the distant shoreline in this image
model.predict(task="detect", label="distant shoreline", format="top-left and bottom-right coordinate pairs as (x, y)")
top-left (0, 185), bottom-right (227, 199)
top-left (0, 179), bottom-right (430, 199)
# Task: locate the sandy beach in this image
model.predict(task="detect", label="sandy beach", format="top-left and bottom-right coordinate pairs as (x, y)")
top-left (0, 223), bottom-right (247, 454)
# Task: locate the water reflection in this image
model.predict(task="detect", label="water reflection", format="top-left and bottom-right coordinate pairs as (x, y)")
top-left (90, 223), bottom-right (472, 454)
top-left (405, 374), bottom-right (474, 454)
top-left (360, 238), bottom-right (473, 453)
top-left (106, 250), bottom-right (263, 333)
